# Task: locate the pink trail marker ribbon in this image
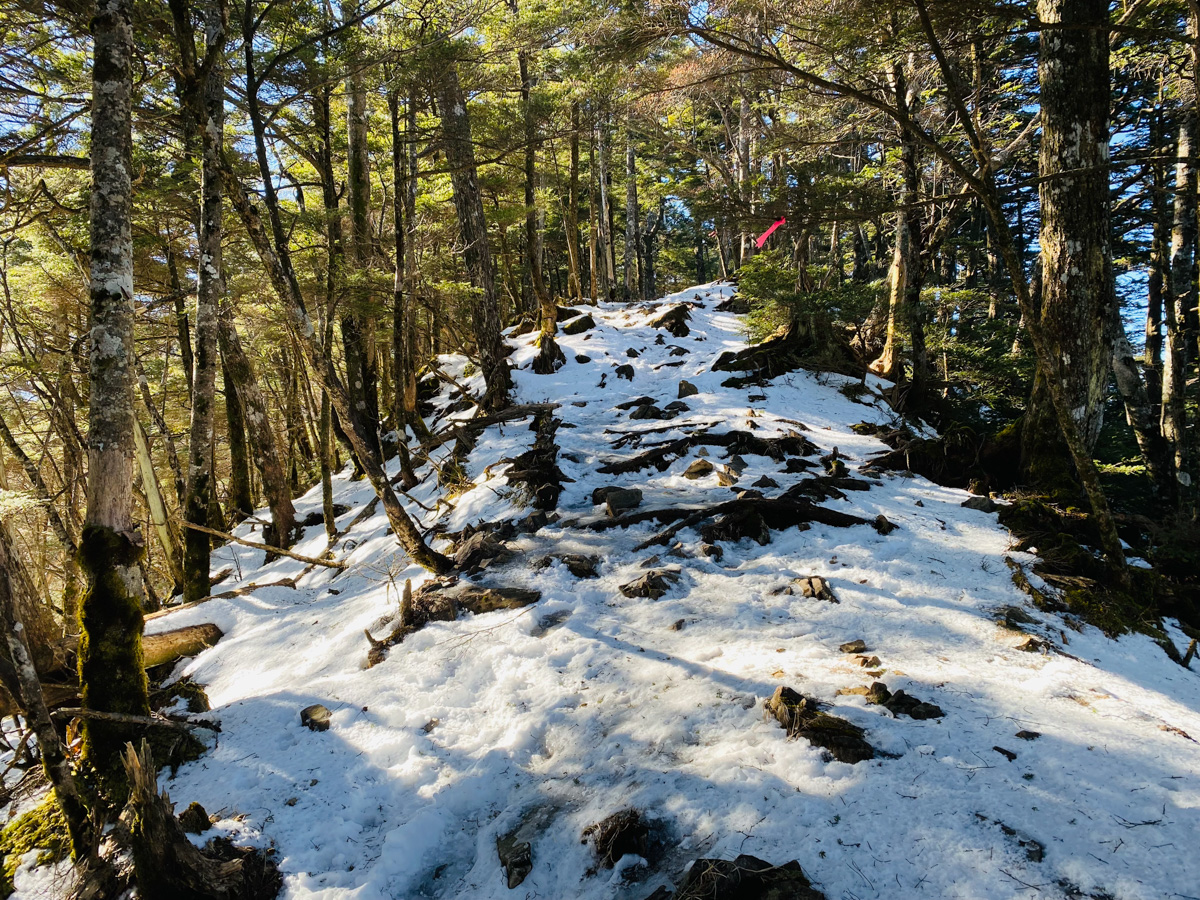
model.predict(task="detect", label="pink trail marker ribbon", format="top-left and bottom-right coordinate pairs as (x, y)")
top-left (755, 217), bottom-right (786, 249)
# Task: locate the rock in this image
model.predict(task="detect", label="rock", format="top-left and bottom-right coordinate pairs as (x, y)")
top-left (664, 400), bottom-right (690, 415)
top-left (454, 529), bottom-right (518, 573)
top-left (560, 555), bottom-right (600, 578)
top-left (873, 514), bottom-right (898, 535)
top-left (839, 639), bottom-right (867, 654)
top-left (669, 345), bottom-right (690, 357)
top-left (752, 475), bottom-right (780, 489)
top-left (1017, 636), bottom-right (1050, 652)
top-left (701, 508), bottom-right (770, 546)
top-left (727, 454), bottom-right (748, 473)
top-left (764, 686), bottom-right (875, 764)
top-left (683, 459), bottom-right (715, 479)
top-left (620, 570), bottom-right (679, 600)
top-left (784, 458), bottom-right (816, 473)
top-left (697, 448), bottom-right (710, 457)
top-left (678, 380), bottom-right (699, 398)
top-left (630, 405), bottom-right (665, 420)
top-left (615, 364), bottom-right (635, 380)
top-left (734, 489), bottom-right (764, 500)
top-left (855, 655), bottom-right (882, 668)
top-left (864, 681), bottom-right (944, 719)
top-left (575, 354), bottom-right (592, 363)
top-left (497, 831), bottom-right (533, 889)
top-left (797, 576), bottom-right (837, 602)
top-left (301, 704), bottom-right (331, 732)
top-left (178, 801), bottom-right (211, 834)
top-left (1015, 730), bottom-right (1041, 741)
top-left (606, 488), bottom-right (644, 517)
top-left (639, 554), bottom-right (661, 568)
top-left (556, 305), bottom-right (582, 321)
top-left (592, 486), bottom-right (622, 505)
top-left (716, 465), bottom-right (739, 487)
top-left (649, 303), bottom-right (692, 337)
top-left (562, 314), bottom-right (596, 335)
top-left (615, 396), bottom-right (657, 410)
top-left (660, 854), bottom-right (826, 900)
top-left (571, 400), bottom-right (587, 407)
top-left (670, 619), bottom-right (686, 631)
top-left (582, 809), bottom-right (650, 868)
top-left (532, 610), bottom-right (572, 637)
top-left (627, 348), bottom-right (640, 358)
top-left (961, 495), bottom-right (997, 513)
top-left (997, 606), bottom-right (1037, 630)
top-left (700, 542), bottom-right (724, 560)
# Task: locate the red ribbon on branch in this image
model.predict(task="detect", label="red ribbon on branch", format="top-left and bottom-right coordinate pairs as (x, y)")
top-left (755, 217), bottom-right (786, 249)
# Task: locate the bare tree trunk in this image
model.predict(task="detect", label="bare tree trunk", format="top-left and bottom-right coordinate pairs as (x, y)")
top-left (596, 119), bottom-right (615, 300)
top-left (216, 308), bottom-right (298, 547)
top-left (181, 0), bottom-right (226, 604)
top-left (79, 0), bottom-right (152, 782)
top-left (342, 17), bottom-right (383, 459)
top-left (433, 57), bottom-right (511, 411)
top-left (623, 129), bottom-right (639, 301)
top-left (387, 86), bottom-right (419, 486)
top-left (223, 356), bottom-right (255, 520)
top-left (566, 102), bottom-right (583, 302)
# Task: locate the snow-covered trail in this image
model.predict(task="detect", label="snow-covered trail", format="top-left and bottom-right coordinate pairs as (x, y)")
top-left (129, 284), bottom-right (1198, 900)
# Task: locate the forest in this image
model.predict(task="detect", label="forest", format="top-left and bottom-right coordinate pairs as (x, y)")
top-left (0, 0), bottom-right (1198, 897)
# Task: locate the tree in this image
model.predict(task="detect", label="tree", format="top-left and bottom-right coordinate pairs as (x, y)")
top-left (77, 0), bottom-right (153, 783)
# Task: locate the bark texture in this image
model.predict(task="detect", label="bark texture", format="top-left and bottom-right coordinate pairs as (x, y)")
top-left (1022, 0), bottom-right (1112, 484)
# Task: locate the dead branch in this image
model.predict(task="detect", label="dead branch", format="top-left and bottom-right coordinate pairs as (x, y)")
top-left (182, 522), bottom-right (347, 568)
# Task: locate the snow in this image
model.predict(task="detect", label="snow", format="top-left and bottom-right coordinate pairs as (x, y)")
top-left (103, 284), bottom-right (1200, 899)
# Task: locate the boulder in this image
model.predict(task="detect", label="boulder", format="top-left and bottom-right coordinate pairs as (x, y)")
top-left (562, 314), bottom-right (596, 335)
top-left (863, 681), bottom-right (944, 719)
top-left (650, 854), bottom-right (825, 900)
top-left (615, 364), bottom-right (635, 380)
top-left (678, 380), bottom-right (699, 399)
top-left (838, 639), bottom-right (867, 654)
top-left (961, 495), bottom-right (997, 513)
top-left (605, 488), bottom-right (644, 517)
top-left (301, 704), bottom-right (331, 732)
top-left (683, 459), bottom-right (714, 479)
top-left (620, 569), bottom-right (680, 600)
top-left (582, 809), bottom-right (650, 868)
top-left (630, 405), bottom-right (666, 420)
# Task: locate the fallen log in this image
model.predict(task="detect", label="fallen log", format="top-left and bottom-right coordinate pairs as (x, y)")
top-left (145, 578), bottom-right (298, 622)
top-left (143, 623), bottom-right (224, 668)
top-left (183, 522), bottom-right (348, 569)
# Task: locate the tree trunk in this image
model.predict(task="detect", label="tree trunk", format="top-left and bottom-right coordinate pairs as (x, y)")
top-left (566, 102), bottom-right (583, 302)
top-left (342, 26), bottom-right (383, 460)
top-left (0, 523), bottom-right (92, 861)
top-left (1162, 27), bottom-right (1198, 511)
top-left (1021, 0), bottom-right (1113, 489)
top-left (433, 57), bottom-right (510, 411)
top-left (181, 0), bottom-right (225, 604)
top-left (79, 0), bottom-right (152, 783)
top-left (387, 87), bottom-right (419, 487)
top-left (132, 419), bottom-right (184, 595)
top-left (624, 130), bottom-right (639, 301)
top-left (216, 308), bottom-right (298, 547)
top-left (596, 120), bottom-right (615, 300)
top-left (223, 356), bottom-right (255, 520)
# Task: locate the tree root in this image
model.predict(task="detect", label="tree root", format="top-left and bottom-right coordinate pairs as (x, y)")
top-left (597, 429), bottom-right (816, 475)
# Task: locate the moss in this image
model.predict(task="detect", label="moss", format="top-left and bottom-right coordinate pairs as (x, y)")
top-left (152, 679), bottom-right (211, 714)
top-left (76, 524), bottom-right (152, 795)
top-left (0, 797), bottom-right (69, 897)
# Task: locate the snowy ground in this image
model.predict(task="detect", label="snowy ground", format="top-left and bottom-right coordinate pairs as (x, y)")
top-left (36, 284), bottom-right (1199, 899)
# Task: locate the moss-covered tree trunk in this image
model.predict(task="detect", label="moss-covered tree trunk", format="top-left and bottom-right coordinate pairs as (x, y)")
top-left (79, 0), bottom-right (152, 783)
top-left (1020, 0), bottom-right (1112, 488)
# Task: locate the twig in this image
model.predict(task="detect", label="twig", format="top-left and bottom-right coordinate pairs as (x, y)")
top-left (182, 522), bottom-right (348, 569)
